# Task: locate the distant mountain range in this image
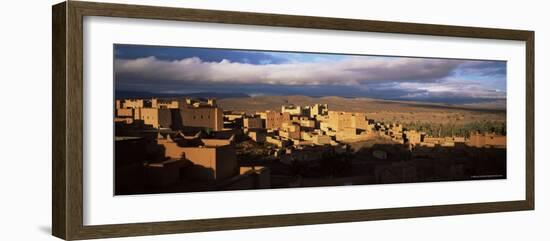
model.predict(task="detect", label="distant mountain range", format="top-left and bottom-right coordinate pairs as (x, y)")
top-left (218, 95), bottom-right (506, 113)
top-left (216, 95), bottom-right (506, 125)
top-left (115, 90), bottom-right (250, 99)
top-left (115, 91), bottom-right (506, 113)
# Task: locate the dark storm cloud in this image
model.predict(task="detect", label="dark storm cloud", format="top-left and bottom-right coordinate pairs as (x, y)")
top-left (115, 44), bottom-right (288, 64)
top-left (114, 56), bottom-right (464, 86)
top-left (454, 61), bottom-right (507, 77)
top-left (114, 45), bottom-right (507, 103)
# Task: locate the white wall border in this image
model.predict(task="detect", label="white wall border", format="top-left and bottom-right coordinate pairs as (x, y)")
top-left (83, 16), bottom-right (526, 225)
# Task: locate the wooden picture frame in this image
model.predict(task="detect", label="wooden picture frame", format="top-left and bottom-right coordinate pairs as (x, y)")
top-left (52, 1), bottom-right (534, 240)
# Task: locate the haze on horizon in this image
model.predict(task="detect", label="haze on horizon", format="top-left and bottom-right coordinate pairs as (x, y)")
top-left (114, 44), bottom-right (507, 104)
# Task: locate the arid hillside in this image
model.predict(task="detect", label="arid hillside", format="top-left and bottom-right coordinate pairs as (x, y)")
top-left (218, 95), bottom-right (506, 125)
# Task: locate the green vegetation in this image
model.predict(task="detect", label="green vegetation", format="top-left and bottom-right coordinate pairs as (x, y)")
top-left (402, 120), bottom-right (506, 137)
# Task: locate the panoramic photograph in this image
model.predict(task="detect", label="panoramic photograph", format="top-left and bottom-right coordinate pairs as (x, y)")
top-left (113, 44), bottom-right (507, 195)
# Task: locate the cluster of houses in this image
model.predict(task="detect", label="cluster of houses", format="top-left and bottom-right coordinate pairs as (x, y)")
top-left (114, 97), bottom-right (507, 194)
top-left (377, 124), bottom-right (506, 149)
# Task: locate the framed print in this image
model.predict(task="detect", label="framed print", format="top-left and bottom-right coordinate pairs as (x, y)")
top-left (52, 1), bottom-right (534, 240)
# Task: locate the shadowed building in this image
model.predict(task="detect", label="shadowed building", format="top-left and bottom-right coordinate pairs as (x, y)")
top-left (301, 130), bottom-right (331, 145)
top-left (228, 166), bottom-right (271, 189)
top-left (224, 111), bottom-right (245, 129)
top-left (266, 136), bottom-right (291, 148)
top-left (158, 133), bottom-right (238, 180)
top-left (179, 144), bottom-right (238, 180)
top-left (261, 111), bottom-right (291, 130)
top-left (114, 136), bottom-right (166, 194)
top-left (244, 115), bottom-right (264, 129)
top-left (247, 129), bottom-right (267, 143)
top-left (145, 159), bottom-right (187, 188)
top-left (133, 108), bottom-right (173, 128)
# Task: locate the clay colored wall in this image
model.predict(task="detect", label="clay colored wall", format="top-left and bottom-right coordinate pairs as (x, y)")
top-left (180, 106), bottom-right (223, 131)
top-left (116, 108), bottom-right (134, 117)
top-left (468, 133), bottom-right (507, 148)
top-left (180, 145), bottom-right (238, 180)
top-left (264, 111), bottom-right (291, 129)
top-left (244, 117), bottom-right (263, 129)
